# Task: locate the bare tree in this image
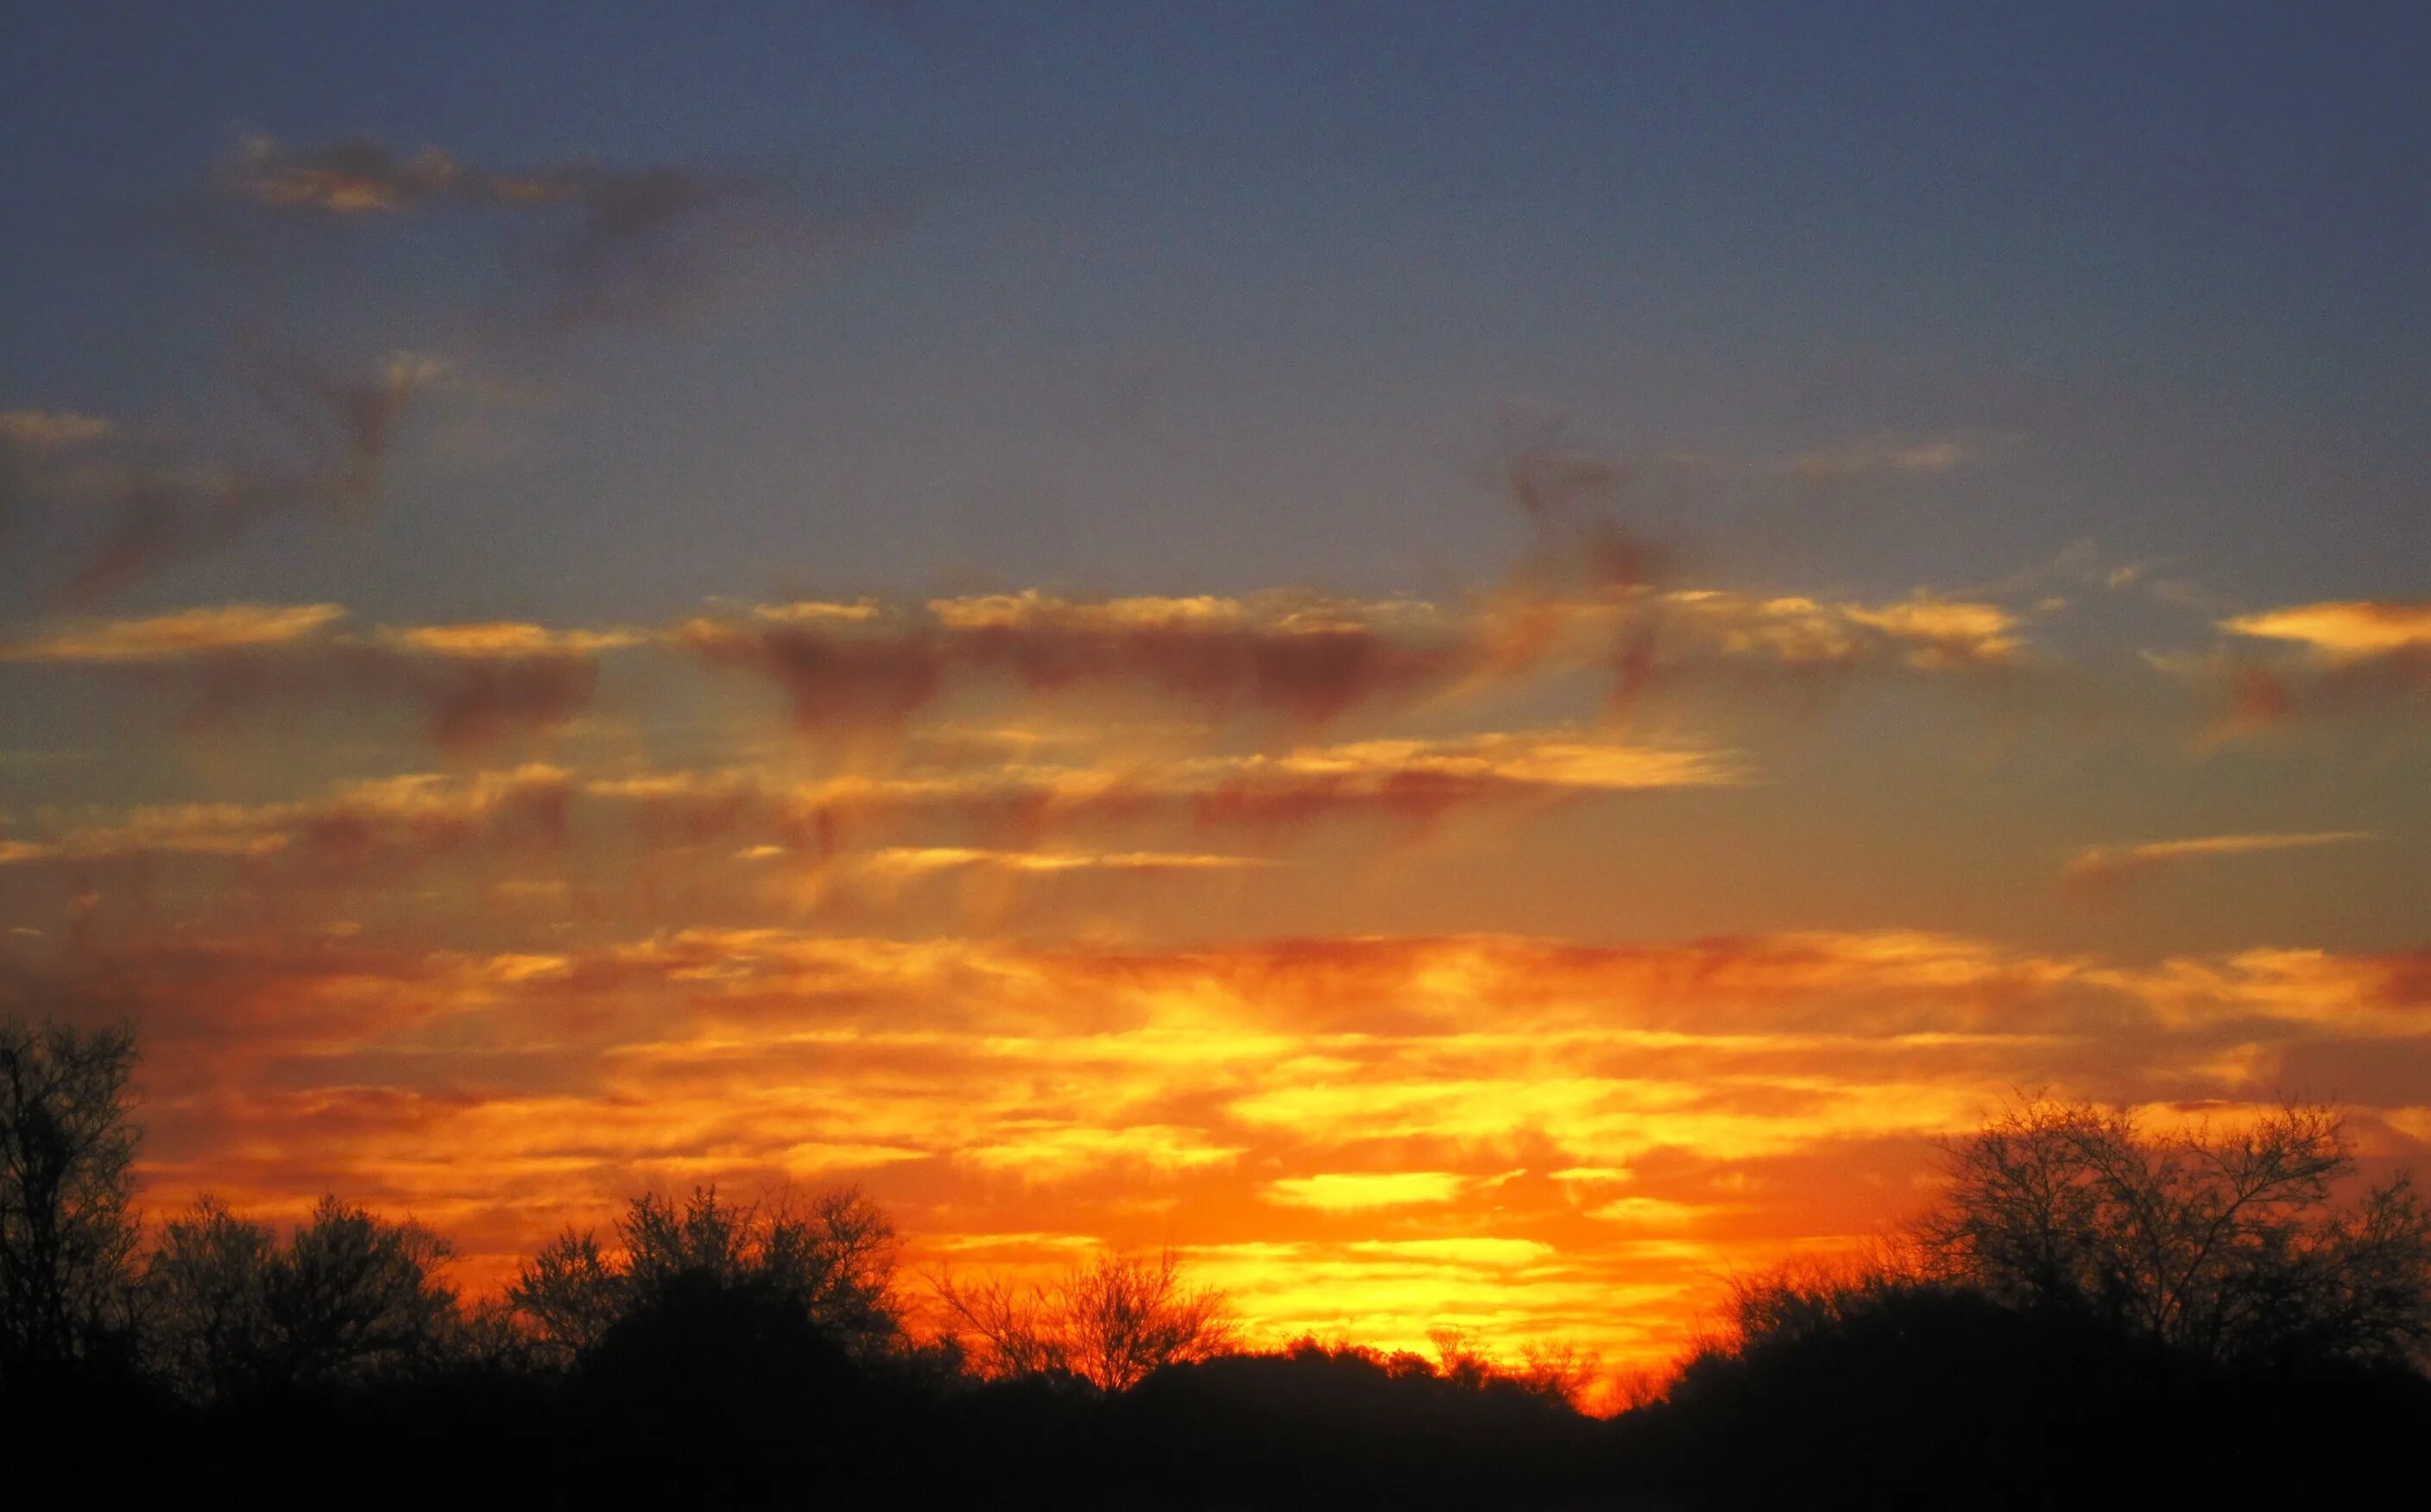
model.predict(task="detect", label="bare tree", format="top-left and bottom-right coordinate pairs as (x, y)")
top-left (1513, 1339), bottom-right (1604, 1410)
top-left (0, 1018), bottom-right (141, 1382)
top-left (928, 1269), bottom-right (1070, 1380)
top-left (931, 1248), bottom-right (1234, 1391)
top-left (1913, 1095), bottom-right (2431, 1368)
top-left (1062, 1249), bottom-right (1234, 1391)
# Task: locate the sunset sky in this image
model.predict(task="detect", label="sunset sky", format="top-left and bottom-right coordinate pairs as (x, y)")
top-left (3, 3), bottom-right (2426, 1371)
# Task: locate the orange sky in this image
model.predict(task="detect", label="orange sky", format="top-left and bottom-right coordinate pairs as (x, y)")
top-left (3, 16), bottom-right (2428, 1378)
top-left (4, 575), bottom-right (2425, 1372)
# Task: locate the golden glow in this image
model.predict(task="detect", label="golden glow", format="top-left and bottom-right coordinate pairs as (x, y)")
top-left (2222, 600), bottom-right (2431, 656)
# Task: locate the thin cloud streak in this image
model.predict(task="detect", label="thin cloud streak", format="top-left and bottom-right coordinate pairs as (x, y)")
top-left (2063, 830), bottom-right (2378, 891)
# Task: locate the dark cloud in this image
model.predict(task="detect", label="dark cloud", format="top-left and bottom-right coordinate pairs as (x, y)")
top-left (12, 352), bottom-right (440, 603)
top-left (180, 644), bottom-right (603, 753)
top-left (676, 594), bottom-right (1494, 734)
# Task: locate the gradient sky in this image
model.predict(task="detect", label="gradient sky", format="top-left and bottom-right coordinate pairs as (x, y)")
top-left (3, 3), bottom-right (2426, 1372)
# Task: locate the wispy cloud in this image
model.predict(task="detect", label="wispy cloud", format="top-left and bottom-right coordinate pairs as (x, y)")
top-left (6, 351), bottom-right (444, 602)
top-left (0, 602), bottom-right (346, 661)
top-left (220, 133), bottom-right (885, 332)
top-left (1786, 434), bottom-right (1977, 482)
top-left (2158, 600), bottom-right (2431, 732)
top-left (2222, 602), bottom-right (2431, 658)
top-left (1266, 1172), bottom-right (1472, 1211)
top-left (3, 603), bottom-right (623, 750)
top-left (2062, 830), bottom-right (2377, 891)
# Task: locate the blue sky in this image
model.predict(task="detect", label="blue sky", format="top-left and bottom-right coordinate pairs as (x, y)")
top-left (6, 2), bottom-right (2425, 619)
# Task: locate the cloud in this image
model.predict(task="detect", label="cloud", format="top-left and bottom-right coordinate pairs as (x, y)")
top-left (589, 730), bottom-right (1739, 856)
top-left (375, 622), bottom-right (649, 658)
top-left (15, 920), bottom-right (2423, 1364)
top-left (681, 581), bottom-right (2039, 738)
top-left (852, 847), bottom-right (1274, 877)
top-left (1266, 1172), bottom-right (1472, 1211)
top-left (0, 765), bottom-right (571, 872)
top-left (0, 732), bottom-right (1726, 897)
top-left (220, 133), bottom-right (855, 332)
top-left (0, 602), bottom-right (346, 661)
top-left (0, 409), bottom-right (114, 450)
top-left (3, 604), bottom-right (618, 750)
top-left (2063, 830), bottom-right (2377, 891)
top-left (1787, 435), bottom-right (1976, 482)
top-left (225, 134), bottom-right (467, 215)
top-left (15, 352), bottom-right (443, 602)
top-left (2159, 601), bottom-right (2431, 730)
top-left (679, 590), bottom-right (1494, 731)
top-left (2223, 602), bottom-right (2431, 657)
top-left (1651, 590), bottom-right (2024, 674)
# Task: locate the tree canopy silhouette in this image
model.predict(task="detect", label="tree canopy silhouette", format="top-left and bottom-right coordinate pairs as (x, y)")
top-left (1912, 1095), bottom-right (2431, 1369)
top-left (0, 1017), bottom-right (141, 1384)
top-left (511, 1183), bottom-right (903, 1364)
top-left (146, 1194), bottom-right (458, 1400)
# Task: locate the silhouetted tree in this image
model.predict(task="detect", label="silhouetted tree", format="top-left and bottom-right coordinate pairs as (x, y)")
top-left (504, 1226), bottom-right (622, 1364)
top-left (0, 1017), bottom-right (141, 1383)
top-left (510, 1183), bottom-right (903, 1364)
top-left (1063, 1249), bottom-right (1235, 1390)
top-left (1913, 1095), bottom-right (2431, 1369)
top-left (933, 1248), bottom-right (1234, 1391)
top-left (1513, 1338), bottom-right (1603, 1409)
top-left (145, 1194), bottom-right (458, 1398)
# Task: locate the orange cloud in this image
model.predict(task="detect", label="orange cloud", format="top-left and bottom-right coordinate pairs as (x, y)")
top-left (2063, 830), bottom-right (2377, 891)
top-left (0, 765), bottom-right (571, 872)
top-left (2168, 600), bottom-right (2431, 730)
top-left (1652, 590), bottom-right (2024, 674)
top-left (13, 921), bottom-right (2422, 1369)
top-left (4, 603), bottom-right (613, 750)
top-left (0, 602), bottom-right (347, 661)
top-left (2222, 602), bottom-right (2431, 658)
top-left (1266, 1173), bottom-right (1473, 1211)
top-left (589, 731), bottom-right (1737, 858)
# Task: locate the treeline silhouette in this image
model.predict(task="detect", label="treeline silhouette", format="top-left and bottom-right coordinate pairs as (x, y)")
top-left (6, 1017), bottom-right (2429, 1509)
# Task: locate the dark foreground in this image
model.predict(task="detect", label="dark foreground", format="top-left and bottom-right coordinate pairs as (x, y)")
top-left (22, 1300), bottom-right (2430, 1511)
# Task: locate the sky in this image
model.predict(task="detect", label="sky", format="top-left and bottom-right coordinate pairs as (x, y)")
top-left (3, 2), bottom-right (2427, 1371)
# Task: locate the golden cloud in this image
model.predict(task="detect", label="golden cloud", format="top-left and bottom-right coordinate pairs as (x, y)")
top-left (2222, 601), bottom-right (2431, 658)
top-left (16, 920), bottom-right (2418, 1370)
top-left (2063, 830), bottom-right (2377, 891)
top-left (1266, 1172), bottom-right (1473, 1211)
top-left (0, 602), bottom-right (346, 662)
